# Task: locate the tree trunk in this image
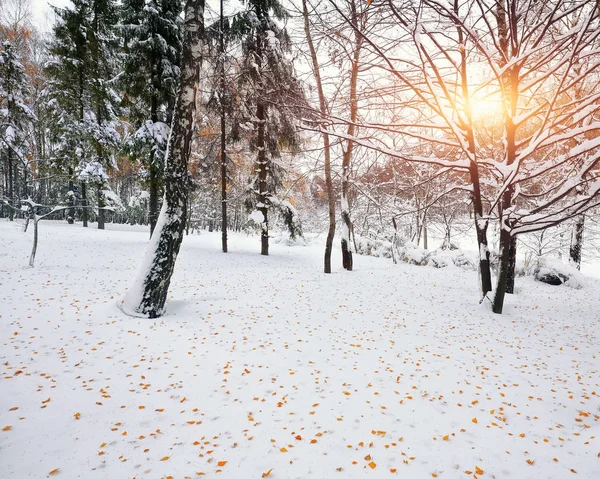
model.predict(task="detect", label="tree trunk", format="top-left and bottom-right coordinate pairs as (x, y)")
top-left (220, 0), bottom-right (228, 253)
top-left (149, 167), bottom-right (159, 237)
top-left (122, 0), bottom-right (204, 318)
top-left (256, 100), bottom-right (269, 256)
top-left (67, 167), bottom-right (75, 224)
top-left (303, 0), bottom-right (335, 273)
top-left (340, 0), bottom-right (362, 271)
top-left (29, 215), bottom-right (39, 267)
top-left (7, 148), bottom-right (14, 221)
top-left (81, 181), bottom-right (88, 227)
top-left (569, 215), bottom-right (584, 269)
top-left (97, 184), bottom-right (105, 230)
top-left (506, 235), bottom-right (517, 294)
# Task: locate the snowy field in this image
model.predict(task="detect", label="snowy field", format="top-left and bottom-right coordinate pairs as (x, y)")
top-left (1, 220), bottom-right (599, 479)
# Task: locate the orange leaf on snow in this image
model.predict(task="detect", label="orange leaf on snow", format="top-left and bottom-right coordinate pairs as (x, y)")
top-left (9, 407), bottom-right (18, 411)
top-left (368, 461), bottom-right (376, 469)
top-left (2, 426), bottom-right (12, 431)
top-left (471, 418), bottom-right (478, 424)
top-left (442, 435), bottom-right (449, 441)
top-left (217, 461), bottom-right (227, 467)
top-left (262, 469), bottom-right (273, 477)
top-left (49, 468), bottom-right (60, 475)
top-left (390, 468), bottom-right (397, 473)
top-left (280, 447), bottom-right (288, 453)
top-left (475, 466), bottom-right (484, 475)
top-left (310, 439), bottom-right (317, 444)
top-left (160, 456), bottom-right (170, 461)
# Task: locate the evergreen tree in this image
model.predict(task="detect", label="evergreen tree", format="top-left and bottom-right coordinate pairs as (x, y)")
top-left (0, 40), bottom-right (35, 220)
top-left (229, 0), bottom-right (306, 255)
top-left (46, 0), bottom-right (120, 228)
top-left (120, 0), bottom-right (182, 236)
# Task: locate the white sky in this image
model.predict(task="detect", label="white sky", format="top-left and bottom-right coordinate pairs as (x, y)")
top-left (32, 0), bottom-right (69, 31)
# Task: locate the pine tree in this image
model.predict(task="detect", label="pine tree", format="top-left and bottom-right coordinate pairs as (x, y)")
top-left (229, 0), bottom-right (306, 255)
top-left (120, 0), bottom-right (182, 236)
top-left (122, 0), bottom-right (205, 318)
top-left (0, 40), bottom-right (35, 220)
top-left (46, 0), bottom-right (120, 228)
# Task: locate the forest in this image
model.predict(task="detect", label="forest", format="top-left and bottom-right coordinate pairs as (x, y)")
top-left (2, 0), bottom-right (600, 315)
top-left (1, 1), bottom-right (600, 477)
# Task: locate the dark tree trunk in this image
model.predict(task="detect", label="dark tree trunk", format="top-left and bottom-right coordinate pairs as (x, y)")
top-left (7, 149), bottom-right (14, 221)
top-left (303, 0), bottom-right (335, 273)
top-left (149, 94), bottom-right (159, 237)
top-left (81, 181), bottom-right (88, 227)
top-left (569, 215), bottom-right (584, 269)
top-left (149, 167), bottom-right (159, 237)
top-left (97, 184), bottom-right (105, 230)
top-left (67, 167), bottom-right (75, 224)
top-left (493, 68), bottom-right (518, 314)
top-left (124, 0), bottom-right (204, 318)
top-left (493, 219), bottom-right (512, 314)
top-left (452, 2), bottom-right (492, 295)
top-left (506, 235), bottom-right (517, 294)
top-left (340, 0), bottom-right (361, 272)
top-left (220, 0), bottom-right (228, 253)
top-left (256, 101), bottom-right (269, 256)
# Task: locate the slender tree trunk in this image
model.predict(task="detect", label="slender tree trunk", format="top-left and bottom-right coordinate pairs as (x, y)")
top-left (7, 149), bottom-right (14, 221)
top-left (149, 167), bottom-right (159, 236)
top-left (569, 215), bottom-right (584, 269)
top-left (122, 0), bottom-right (204, 318)
top-left (81, 181), bottom-right (88, 227)
top-left (340, 0), bottom-right (362, 271)
top-left (493, 67), bottom-right (519, 314)
top-left (506, 235), bottom-right (517, 294)
top-left (256, 100), bottom-right (269, 256)
top-left (423, 214), bottom-right (428, 250)
top-left (97, 184), bottom-right (105, 230)
top-left (30, 215), bottom-right (39, 267)
top-left (453, 4), bottom-right (492, 295)
top-left (220, 0), bottom-right (228, 253)
top-left (149, 96), bottom-right (159, 237)
top-left (67, 167), bottom-right (75, 224)
top-left (303, 0), bottom-right (335, 273)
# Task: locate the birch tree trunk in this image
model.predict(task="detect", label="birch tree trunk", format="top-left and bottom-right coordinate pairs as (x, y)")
top-left (122, 0), bottom-right (204, 318)
top-left (341, 0), bottom-right (362, 271)
top-left (302, 0), bottom-right (335, 273)
top-left (569, 215), bottom-right (584, 269)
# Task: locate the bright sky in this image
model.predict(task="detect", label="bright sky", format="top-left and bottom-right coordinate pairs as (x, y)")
top-left (33, 0), bottom-right (69, 31)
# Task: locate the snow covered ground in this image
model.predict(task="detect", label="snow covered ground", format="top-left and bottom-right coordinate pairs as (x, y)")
top-left (1, 220), bottom-right (599, 479)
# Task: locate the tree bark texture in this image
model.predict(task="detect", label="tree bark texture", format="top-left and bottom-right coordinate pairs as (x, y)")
top-left (220, 0), bottom-right (228, 253)
top-left (569, 215), bottom-right (584, 269)
top-left (341, 0), bottom-right (362, 271)
top-left (67, 167), bottom-right (75, 224)
top-left (506, 235), bottom-right (517, 294)
top-left (97, 184), bottom-right (105, 230)
top-left (303, 0), bottom-right (335, 273)
top-left (7, 148), bottom-right (14, 221)
top-left (149, 167), bottom-right (159, 236)
top-left (256, 100), bottom-right (269, 256)
top-left (81, 181), bottom-right (88, 227)
top-left (124, 0), bottom-right (204, 318)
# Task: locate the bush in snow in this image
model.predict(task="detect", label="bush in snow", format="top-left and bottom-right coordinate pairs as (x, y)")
top-left (354, 235), bottom-right (393, 259)
top-left (527, 256), bottom-right (585, 289)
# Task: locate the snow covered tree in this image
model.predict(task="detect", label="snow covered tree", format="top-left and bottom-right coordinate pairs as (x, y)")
top-left (46, 0), bottom-right (121, 229)
top-left (122, 0), bottom-right (205, 318)
top-left (229, 0), bottom-right (306, 255)
top-left (120, 0), bottom-right (182, 236)
top-left (0, 40), bottom-right (35, 221)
